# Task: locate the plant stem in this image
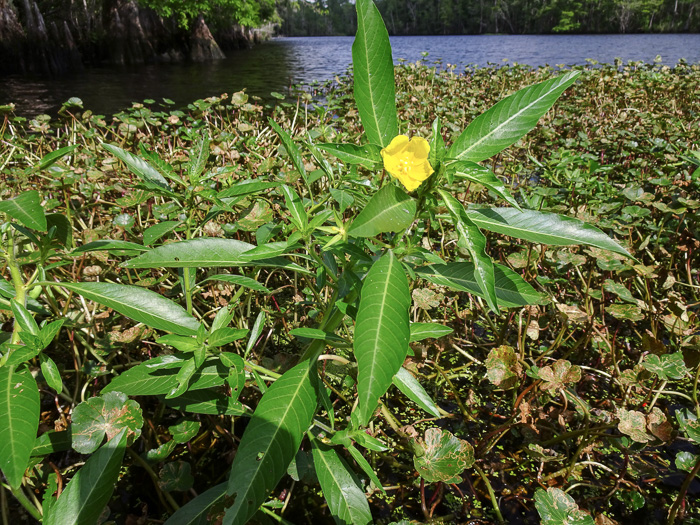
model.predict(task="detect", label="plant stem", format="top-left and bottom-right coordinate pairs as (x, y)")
top-left (2, 485), bottom-right (42, 521)
top-left (5, 231), bottom-right (28, 345)
top-left (0, 483), bottom-right (8, 525)
top-left (474, 464), bottom-right (504, 525)
top-left (667, 454), bottom-right (700, 525)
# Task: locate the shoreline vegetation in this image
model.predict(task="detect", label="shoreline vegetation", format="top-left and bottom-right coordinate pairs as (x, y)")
top-left (1, 60), bottom-right (699, 523)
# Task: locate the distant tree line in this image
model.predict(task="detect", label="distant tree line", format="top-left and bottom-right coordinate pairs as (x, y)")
top-left (276, 0), bottom-right (699, 35)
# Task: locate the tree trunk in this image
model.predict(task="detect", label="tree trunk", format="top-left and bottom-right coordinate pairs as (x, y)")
top-left (189, 15), bottom-right (225, 61)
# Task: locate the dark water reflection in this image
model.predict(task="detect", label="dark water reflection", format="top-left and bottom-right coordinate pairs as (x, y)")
top-left (1, 33), bottom-right (699, 117)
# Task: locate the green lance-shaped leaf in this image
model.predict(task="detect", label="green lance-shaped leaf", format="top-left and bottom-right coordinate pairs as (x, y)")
top-left (38, 144), bottom-right (78, 170)
top-left (354, 252), bottom-right (410, 426)
top-left (71, 392), bottom-right (143, 454)
top-left (269, 119), bottom-right (307, 180)
top-left (280, 185), bottom-right (308, 232)
top-left (163, 390), bottom-right (247, 416)
top-left (464, 207), bottom-right (631, 257)
top-left (188, 134), bottom-right (210, 184)
top-left (165, 482), bottom-right (227, 525)
top-left (449, 161), bottom-right (520, 210)
top-left (224, 359), bottom-right (318, 525)
top-left (317, 143), bottom-right (383, 170)
top-left (352, 0), bottom-right (398, 147)
top-left (102, 143), bottom-right (175, 195)
top-left (44, 428), bottom-right (128, 525)
top-left (202, 274), bottom-right (270, 294)
top-left (0, 366), bottom-right (40, 488)
top-left (534, 487), bottom-right (595, 525)
top-left (409, 322), bottom-right (453, 342)
top-left (440, 191), bottom-right (498, 313)
top-left (70, 240), bottom-right (149, 255)
top-left (122, 238), bottom-right (309, 274)
top-left (448, 71), bottom-right (580, 162)
top-left (416, 262), bottom-right (543, 307)
top-left (392, 367), bottom-right (440, 417)
top-left (102, 356), bottom-right (227, 396)
top-left (311, 440), bottom-right (373, 525)
top-left (52, 281), bottom-right (200, 336)
top-left (0, 190), bottom-right (47, 231)
top-left (348, 184), bottom-right (416, 238)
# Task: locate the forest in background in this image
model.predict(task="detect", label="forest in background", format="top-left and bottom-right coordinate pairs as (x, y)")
top-left (278, 0), bottom-right (699, 35)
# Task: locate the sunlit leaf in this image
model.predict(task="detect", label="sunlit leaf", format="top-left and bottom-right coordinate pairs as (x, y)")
top-left (311, 440), bottom-right (372, 525)
top-left (348, 184), bottom-right (416, 238)
top-left (534, 487), bottom-right (594, 525)
top-left (642, 353), bottom-right (689, 381)
top-left (448, 71), bottom-right (580, 162)
top-left (409, 322), bottom-right (453, 342)
top-left (224, 359), bottom-right (318, 525)
top-left (122, 238), bottom-right (309, 274)
top-left (44, 429), bottom-right (128, 525)
top-left (0, 366), bottom-right (39, 488)
top-left (352, 0), bottom-right (398, 147)
top-left (485, 346), bottom-right (521, 390)
top-left (0, 190), bottom-right (46, 231)
top-left (413, 428), bottom-right (474, 483)
top-left (440, 191), bottom-right (498, 312)
top-left (416, 262), bottom-right (543, 307)
top-left (71, 392), bottom-right (143, 454)
top-left (102, 143), bottom-right (175, 195)
top-left (465, 207), bottom-right (631, 257)
top-left (392, 367), bottom-right (440, 417)
top-left (52, 281), bottom-right (200, 336)
top-left (318, 143), bottom-right (382, 169)
top-left (102, 356), bottom-right (227, 395)
top-left (355, 252), bottom-right (410, 426)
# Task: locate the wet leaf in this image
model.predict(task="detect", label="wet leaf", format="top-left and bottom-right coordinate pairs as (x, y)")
top-left (485, 345), bottom-right (522, 390)
top-left (606, 303), bottom-right (644, 321)
top-left (642, 353), bottom-right (689, 381)
top-left (539, 360), bottom-right (581, 392)
top-left (617, 409), bottom-right (652, 443)
top-left (675, 451), bottom-right (698, 474)
top-left (159, 461), bottom-right (195, 492)
top-left (647, 407), bottom-right (673, 442)
top-left (413, 428), bottom-right (474, 483)
top-left (675, 409), bottom-right (700, 444)
top-left (534, 487), bottom-right (594, 525)
top-left (169, 420), bottom-right (201, 444)
top-left (71, 392), bottom-right (143, 454)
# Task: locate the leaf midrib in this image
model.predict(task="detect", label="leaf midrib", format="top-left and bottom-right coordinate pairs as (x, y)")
top-left (361, 255), bottom-right (394, 417)
top-left (227, 365), bottom-right (311, 524)
top-left (454, 73), bottom-right (575, 161)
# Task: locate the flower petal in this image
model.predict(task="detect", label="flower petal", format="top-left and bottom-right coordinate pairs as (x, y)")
top-left (407, 136), bottom-right (430, 159)
top-left (382, 135), bottom-right (410, 156)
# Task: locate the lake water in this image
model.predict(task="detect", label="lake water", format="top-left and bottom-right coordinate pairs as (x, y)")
top-left (1, 33), bottom-right (699, 117)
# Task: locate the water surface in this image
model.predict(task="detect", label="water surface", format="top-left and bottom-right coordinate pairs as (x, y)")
top-left (1, 34), bottom-right (698, 117)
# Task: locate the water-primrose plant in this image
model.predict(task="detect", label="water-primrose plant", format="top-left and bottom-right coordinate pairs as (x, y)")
top-left (1, 1), bottom-right (698, 525)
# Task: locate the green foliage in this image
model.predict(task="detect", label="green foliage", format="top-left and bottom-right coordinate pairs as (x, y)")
top-left (535, 487), bottom-right (595, 525)
top-left (136, 0), bottom-right (276, 28)
top-left (413, 428), bottom-right (474, 483)
top-left (1, 2), bottom-right (699, 522)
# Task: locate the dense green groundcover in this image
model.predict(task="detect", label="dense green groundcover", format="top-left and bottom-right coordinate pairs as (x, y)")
top-left (0, 58), bottom-right (699, 524)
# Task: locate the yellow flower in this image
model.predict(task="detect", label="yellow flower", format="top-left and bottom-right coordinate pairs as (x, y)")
top-left (380, 135), bottom-right (434, 192)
